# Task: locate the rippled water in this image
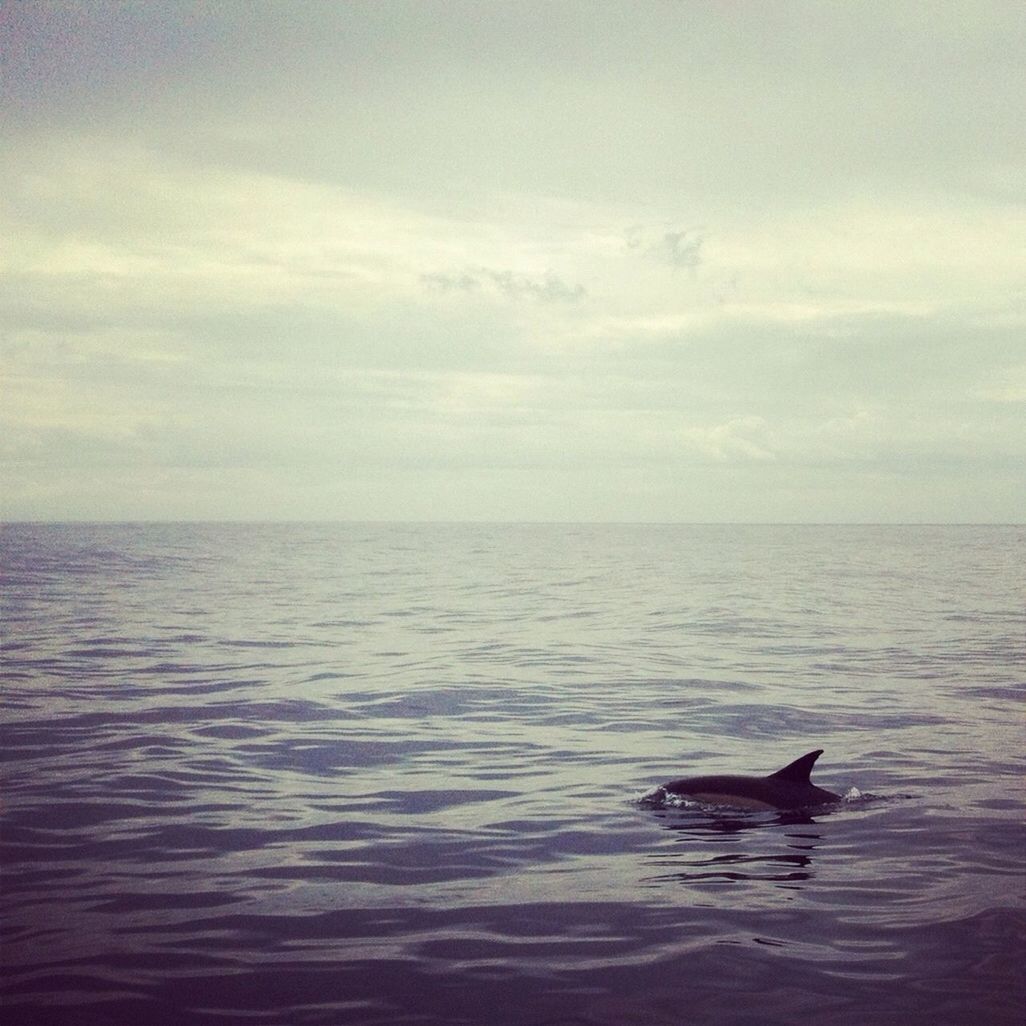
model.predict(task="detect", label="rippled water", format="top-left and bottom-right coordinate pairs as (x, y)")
top-left (2, 523), bottom-right (1024, 1025)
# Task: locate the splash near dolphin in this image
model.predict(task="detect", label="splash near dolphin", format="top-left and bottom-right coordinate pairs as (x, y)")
top-left (647, 749), bottom-right (841, 811)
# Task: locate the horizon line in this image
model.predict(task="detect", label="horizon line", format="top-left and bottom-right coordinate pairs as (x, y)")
top-left (3, 519), bottom-right (1023, 528)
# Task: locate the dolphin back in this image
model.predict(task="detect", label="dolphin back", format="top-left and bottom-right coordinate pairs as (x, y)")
top-left (650, 749), bottom-right (841, 810)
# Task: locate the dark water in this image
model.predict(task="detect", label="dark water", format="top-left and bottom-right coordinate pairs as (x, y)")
top-left (2, 522), bottom-right (1024, 1026)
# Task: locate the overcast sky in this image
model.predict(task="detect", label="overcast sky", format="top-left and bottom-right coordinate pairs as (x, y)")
top-left (2, 1), bottom-right (1024, 522)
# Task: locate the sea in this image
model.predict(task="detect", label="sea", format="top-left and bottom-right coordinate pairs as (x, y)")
top-left (1, 522), bottom-right (1024, 1026)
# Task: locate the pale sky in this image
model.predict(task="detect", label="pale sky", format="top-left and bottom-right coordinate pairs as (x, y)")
top-left (2, 1), bottom-right (1024, 522)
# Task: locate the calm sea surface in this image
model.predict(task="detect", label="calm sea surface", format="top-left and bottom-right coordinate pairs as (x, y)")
top-left (2, 523), bottom-right (1024, 1026)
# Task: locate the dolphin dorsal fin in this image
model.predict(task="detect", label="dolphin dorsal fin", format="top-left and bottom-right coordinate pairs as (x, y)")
top-left (767, 750), bottom-right (823, 783)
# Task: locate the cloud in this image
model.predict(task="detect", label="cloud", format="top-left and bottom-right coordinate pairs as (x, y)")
top-left (1, 3), bottom-right (1024, 521)
top-left (420, 271), bottom-right (482, 293)
top-left (485, 269), bottom-right (586, 303)
top-left (680, 417), bottom-right (775, 463)
top-left (422, 267), bottom-right (586, 303)
top-left (657, 230), bottom-right (704, 270)
top-left (626, 225), bottom-right (705, 269)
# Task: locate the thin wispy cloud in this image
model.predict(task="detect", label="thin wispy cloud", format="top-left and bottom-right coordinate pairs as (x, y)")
top-left (626, 225), bottom-right (705, 269)
top-left (422, 268), bottom-right (586, 302)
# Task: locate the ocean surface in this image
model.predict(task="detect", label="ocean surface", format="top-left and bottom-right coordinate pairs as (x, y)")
top-left (1, 522), bottom-right (1024, 1026)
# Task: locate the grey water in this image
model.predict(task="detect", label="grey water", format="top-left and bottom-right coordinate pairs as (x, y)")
top-left (1, 522), bottom-right (1024, 1026)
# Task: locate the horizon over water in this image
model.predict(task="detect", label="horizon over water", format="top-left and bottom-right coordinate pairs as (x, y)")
top-left (6, 518), bottom-right (1024, 524)
top-left (2, 522), bottom-right (1024, 1025)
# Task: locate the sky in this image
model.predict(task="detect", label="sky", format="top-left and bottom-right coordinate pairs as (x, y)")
top-left (2, 1), bottom-right (1024, 522)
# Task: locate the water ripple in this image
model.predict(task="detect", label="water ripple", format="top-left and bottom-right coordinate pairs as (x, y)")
top-left (2, 523), bottom-right (1024, 1025)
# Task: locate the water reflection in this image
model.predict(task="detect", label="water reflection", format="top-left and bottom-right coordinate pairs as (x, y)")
top-left (641, 806), bottom-right (827, 887)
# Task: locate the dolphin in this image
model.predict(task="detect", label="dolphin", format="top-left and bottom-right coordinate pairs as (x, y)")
top-left (650, 749), bottom-right (841, 811)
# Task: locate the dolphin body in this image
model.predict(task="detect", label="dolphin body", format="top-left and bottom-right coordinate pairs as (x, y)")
top-left (652, 749), bottom-right (841, 811)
